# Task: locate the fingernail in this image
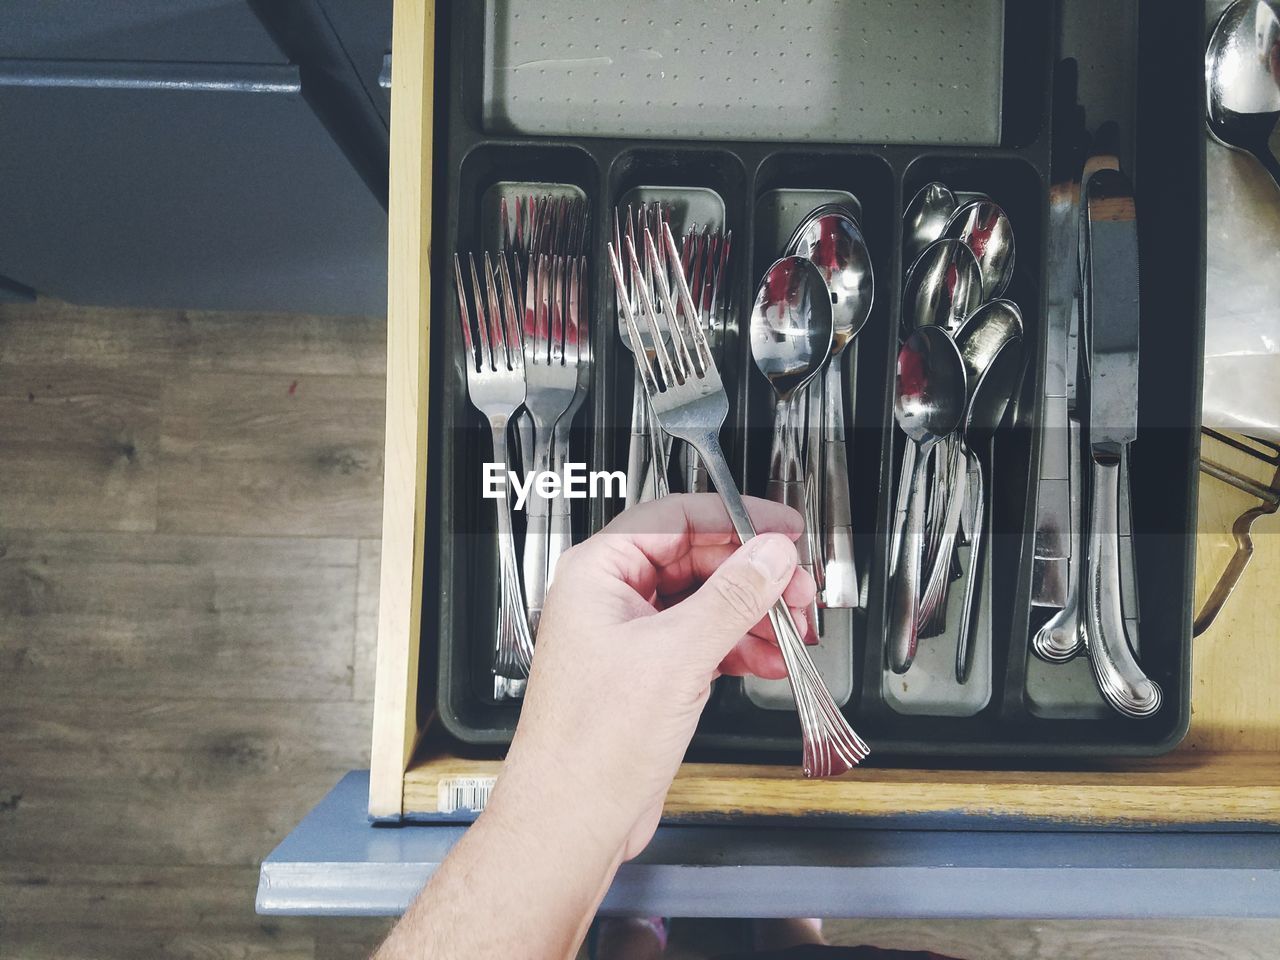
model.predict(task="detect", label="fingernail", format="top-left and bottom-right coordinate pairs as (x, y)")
top-left (748, 536), bottom-right (795, 583)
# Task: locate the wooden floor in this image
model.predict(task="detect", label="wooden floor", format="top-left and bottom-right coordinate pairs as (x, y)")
top-left (0, 300), bottom-right (395, 958)
top-left (2, 299), bottom-right (1277, 959)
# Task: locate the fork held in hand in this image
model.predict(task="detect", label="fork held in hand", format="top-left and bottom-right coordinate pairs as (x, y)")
top-left (608, 225), bottom-right (869, 777)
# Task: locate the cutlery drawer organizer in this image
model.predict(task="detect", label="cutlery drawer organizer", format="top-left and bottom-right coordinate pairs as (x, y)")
top-left (371, 0), bottom-right (1251, 821)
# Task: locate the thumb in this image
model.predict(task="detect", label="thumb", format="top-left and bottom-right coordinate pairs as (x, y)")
top-left (657, 533), bottom-right (797, 659)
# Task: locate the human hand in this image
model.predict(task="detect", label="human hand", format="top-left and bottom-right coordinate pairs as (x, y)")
top-left (494, 493), bottom-right (815, 863)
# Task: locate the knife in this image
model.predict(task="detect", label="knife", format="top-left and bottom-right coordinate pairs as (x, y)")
top-left (1080, 166), bottom-right (1161, 718)
top-left (1030, 175), bottom-right (1079, 608)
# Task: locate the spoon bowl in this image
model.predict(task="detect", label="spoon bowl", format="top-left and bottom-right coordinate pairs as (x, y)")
top-left (894, 326), bottom-right (967, 445)
top-left (903, 182), bottom-right (958, 262)
top-left (902, 238), bottom-right (984, 335)
top-left (749, 256), bottom-right (834, 400)
top-left (955, 299), bottom-right (1025, 435)
top-left (784, 201), bottom-right (862, 254)
top-left (1206, 0), bottom-right (1280, 187)
top-left (791, 212), bottom-right (875, 353)
top-left (944, 199), bottom-right (1017, 301)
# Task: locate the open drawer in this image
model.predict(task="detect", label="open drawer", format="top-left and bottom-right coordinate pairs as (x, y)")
top-left (368, 0), bottom-right (1280, 827)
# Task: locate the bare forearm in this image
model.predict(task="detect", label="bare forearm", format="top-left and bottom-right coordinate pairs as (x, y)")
top-left (373, 754), bottom-right (625, 960)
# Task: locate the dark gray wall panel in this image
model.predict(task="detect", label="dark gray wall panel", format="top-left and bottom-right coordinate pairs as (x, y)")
top-left (313, 0), bottom-right (393, 125)
top-left (1, 0), bottom-right (285, 62)
top-left (0, 61), bottom-right (387, 315)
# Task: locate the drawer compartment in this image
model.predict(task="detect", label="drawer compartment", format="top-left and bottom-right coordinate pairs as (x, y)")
top-left (367, 0), bottom-right (1278, 828)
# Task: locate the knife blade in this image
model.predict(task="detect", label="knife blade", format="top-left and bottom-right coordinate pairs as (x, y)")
top-left (1084, 168), bottom-right (1139, 452)
top-left (1029, 177), bottom-right (1079, 608)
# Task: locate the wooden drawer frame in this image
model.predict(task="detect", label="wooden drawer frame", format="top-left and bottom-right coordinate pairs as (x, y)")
top-left (369, 0), bottom-right (1280, 826)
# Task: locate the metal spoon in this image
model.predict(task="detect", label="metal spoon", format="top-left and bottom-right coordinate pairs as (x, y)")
top-left (917, 300), bottom-right (1024, 647)
top-left (792, 212), bottom-right (875, 609)
top-left (902, 238), bottom-right (984, 334)
top-left (887, 326), bottom-right (967, 674)
top-left (784, 202), bottom-right (863, 255)
top-left (952, 301), bottom-right (1024, 683)
top-left (944, 199), bottom-right (1017, 301)
top-left (750, 256), bottom-right (834, 635)
top-left (903, 182), bottom-right (958, 262)
top-left (1206, 0), bottom-right (1280, 188)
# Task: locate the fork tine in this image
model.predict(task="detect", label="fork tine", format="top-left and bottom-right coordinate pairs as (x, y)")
top-left (628, 234), bottom-right (677, 388)
top-left (685, 228), bottom-right (705, 323)
top-left (645, 229), bottom-right (694, 382)
top-left (565, 256), bottom-right (580, 369)
top-left (466, 254), bottom-right (495, 372)
top-left (550, 255), bottom-right (565, 364)
top-left (612, 208), bottom-right (625, 311)
top-left (713, 230), bottom-right (731, 317)
top-left (523, 253), bottom-right (539, 363)
top-left (496, 252), bottom-right (523, 372)
top-left (608, 242), bottom-right (657, 398)
top-left (578, 255), bottom-right (590, 362)
top-left (482, 253), bottom-right (507, 370)
top-left (699, 230), bottom-right (718, 324)
top-left (662, 222), bottom-right (713, 373)
top-left (453, 254), bottom-right (476, 371)
top-left (500, 197), bottom-right (510, 251)
top-left (537, 254), bottom-right (552, 364)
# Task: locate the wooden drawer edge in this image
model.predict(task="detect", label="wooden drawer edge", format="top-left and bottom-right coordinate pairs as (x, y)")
top-left (400, 751), bottom-right (1280, 827)
top-left (370, 0), bottom-right (436, 819)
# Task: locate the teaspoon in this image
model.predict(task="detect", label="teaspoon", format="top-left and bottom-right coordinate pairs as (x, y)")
top-left (902, 238), bottom-right (984, 335)
top-left (944, 199), bottom-right (1017, 301)
top-left (887, 326), bottom-right (967, 674)
top-left (792, 212), bottom-right (875, 609)
top-left (750, 256), bottom-right (834, 635)
top-left (903, 182), bottom-right (959, 262)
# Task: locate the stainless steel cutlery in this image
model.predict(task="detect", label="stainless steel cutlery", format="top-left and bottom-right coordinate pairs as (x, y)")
top-left (1027, 157), bottom-right (1161, 720)
top-left (608, 224), bottom-right (870, 777)
top-left (613, 203), bottom-right (733, 504)
top-left (1078, 168), bottom-right (1161, 718)
top-left (889, 184), bottom-right (1024, 683)
top-left (456, 193), bottom-right (591, 697)
top-left (454, 251), bottom-right (536, 682)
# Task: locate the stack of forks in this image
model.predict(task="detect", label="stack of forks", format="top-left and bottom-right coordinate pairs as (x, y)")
top-left (454, 194), bottom-right (591, 698)
top-left (612, 203), bottom-right (732, 502)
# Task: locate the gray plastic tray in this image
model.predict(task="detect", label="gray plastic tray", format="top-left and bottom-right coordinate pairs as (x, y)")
top-left (482, 0), bottom-right (1005, 146)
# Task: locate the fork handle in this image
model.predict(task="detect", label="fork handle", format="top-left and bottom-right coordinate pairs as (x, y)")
top-left (625, 373), bottom-right (647, 509)
top-left (693, 432), bottom-right (868, 776)
top-left (489, 419), bottom-right (534, 680)
top-left (522, 436), bottom-right (554, 637)
top-left (547, 436), bottom-right (573, 589)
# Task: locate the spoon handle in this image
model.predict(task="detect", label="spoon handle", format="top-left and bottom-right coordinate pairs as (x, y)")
top-left (1262, 120), bottom-right (1280, 190)
top-left (820, 361), bottom-right (859, 608)
top-left (768, 476), bottom-right (822, 641)
top-left (887, 440), bottom-right (931, 673)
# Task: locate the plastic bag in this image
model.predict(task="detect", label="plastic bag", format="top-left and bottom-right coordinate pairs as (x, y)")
top-left (1203, 140), bottom-right (1280, 439)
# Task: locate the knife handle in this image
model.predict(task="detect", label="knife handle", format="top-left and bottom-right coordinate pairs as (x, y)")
top-left (1082, 452), bottom-right (1161, 718)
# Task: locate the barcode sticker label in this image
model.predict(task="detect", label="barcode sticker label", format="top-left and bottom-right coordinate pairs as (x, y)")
top-left (437, 776), bottom-right (497, 815)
